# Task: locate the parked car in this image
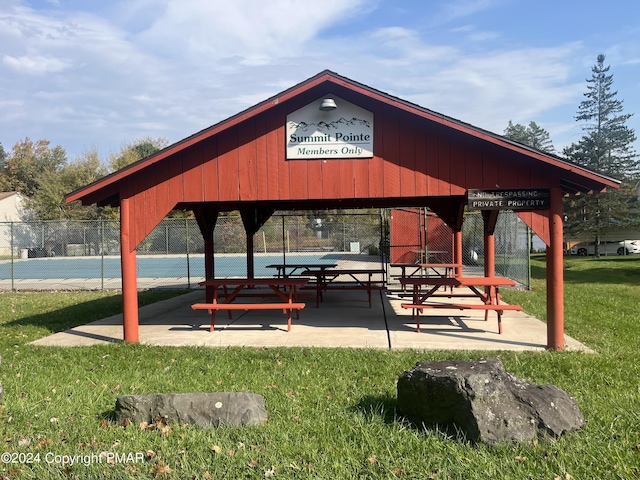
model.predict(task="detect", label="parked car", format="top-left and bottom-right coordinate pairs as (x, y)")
top-left (570, 240), bottom-right (640, 256)
top-left (617, 240), bottom-right (640, 255)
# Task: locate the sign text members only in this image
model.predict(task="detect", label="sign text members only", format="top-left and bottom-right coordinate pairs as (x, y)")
top-left (468, 189), bottom-right (550, 210)
top-left (286, 96), bottom-right (374, 159)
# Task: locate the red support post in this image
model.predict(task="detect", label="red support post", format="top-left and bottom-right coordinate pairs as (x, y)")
top-left (484, 234), bottom-right (495, 278)
top-left (204, 238), bottom-right (214, 303)
top-left (453, 229), bottom-right (463, 278)
top-left (120, 198), bottom-right (139, 343)
top-left (547, 186), bottom-right (565, 350)
top-left (246, 233), bottom-right (255, 279)
top-left (482, 210), bottom-right (498, 278)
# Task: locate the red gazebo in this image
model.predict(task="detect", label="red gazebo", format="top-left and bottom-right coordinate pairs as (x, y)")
top-left (66, 70), bottom-right (619, 350)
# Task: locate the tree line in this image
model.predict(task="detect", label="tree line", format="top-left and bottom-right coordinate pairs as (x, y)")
top-left (1, 55), bottom-right (638, 250)
top-left (503, 54), bottom-right (638, 254)
top-left (0, 137), bottom-right (169, 221)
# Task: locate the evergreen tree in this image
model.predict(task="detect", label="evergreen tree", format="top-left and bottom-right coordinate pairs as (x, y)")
top-left (563, 54), bottom-right (639, 256)
top-left (503, 120), bottom-right (555, 153)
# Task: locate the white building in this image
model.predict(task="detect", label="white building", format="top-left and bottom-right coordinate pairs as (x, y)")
top-left (0, 191), bottom-right (25, 221)
top-left (0, 192), bottom-right (26, 256)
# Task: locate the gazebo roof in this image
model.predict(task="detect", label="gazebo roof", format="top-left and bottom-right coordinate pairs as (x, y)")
top-left (67, 69), bottom-right (619, 209)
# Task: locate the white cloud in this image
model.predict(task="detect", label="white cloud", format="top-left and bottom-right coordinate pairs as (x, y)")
top-left (3, 53), bottom-right (70, 75)
top-left (393, 44), bottom-right (585, 134)
top-left (132, 0), bottom-right (369, 63)
top-left (431, 0), bottom-right (506, 25)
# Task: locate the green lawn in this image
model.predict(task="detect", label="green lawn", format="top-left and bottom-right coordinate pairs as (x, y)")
top-left (0, 256), bottom-right (639, 479)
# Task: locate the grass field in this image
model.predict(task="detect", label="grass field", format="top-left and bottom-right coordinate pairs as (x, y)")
top-left (0, 255), bottom-right (639, 479)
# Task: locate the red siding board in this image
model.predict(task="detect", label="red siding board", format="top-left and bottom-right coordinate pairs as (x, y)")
top-left (265, 118), bottom-right (281, 201)
top-left (425, 126), bottom-right (440, 195)
top-left (321, 158), bottom-right (341, 199)
top-left (339, 158), bottom-right (355, 199)
top-left (465, 139), bottom-right (484, 190)
top-left (354, 156), bottom-right (370, 198)
top-left (276, 124), bottom-right (290, 200)
top-left (217, 128), bottom-right (239, 201)
top-left (238, 119), bottom-right (258, 201)
top-left (153, 163), bottom-right (172, 215)
top-left (307, 160), bottom-right (323, 199)
top-left (167, 153), bottom-right (184, 205)
top-left (289, 158), bottom-right (308, 200)
top-left (497, 148), bottom-right (520, 187)
top-left (399, 119), bottom-right (417, 197)
top-left (449, 135), bottom-right (466, 192)
top-left (436, 128), bottom-right (451, 195)
top-left (382, 106), bottom-right (401, 198)
top-left (182, 146), bottom-right (205, 202)
top-left (142, 189), bottom-right (157, 243)
top-left (202, 138), bottom-right (219, 202)
top-left (482, 144), bottom-right (500, 190)
top-left (254, 115), bottom-right (269, 200)
top-left (414, 126), bottom-right (427, 196)
top-left (530, 162), bottom-right (547, 188)
top-left (369, 116), bottom-right (385, 198)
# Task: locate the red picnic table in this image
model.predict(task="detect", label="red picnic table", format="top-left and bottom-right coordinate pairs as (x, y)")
top-left (391, 262), bottom-right (463, 293)
top-left (300, 268), bottom-right (387, 308)
top-left (192, 277), bottom-right (309, 332)
top-left (399, 276), bottom-right (522, 334)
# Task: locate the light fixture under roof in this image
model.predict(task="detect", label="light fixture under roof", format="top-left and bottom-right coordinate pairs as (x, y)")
top-left (319, 98), bottom-right (337, 111)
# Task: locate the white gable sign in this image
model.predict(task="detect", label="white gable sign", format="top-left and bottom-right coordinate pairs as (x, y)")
top-left (286, 96), bottom-right (374, 159)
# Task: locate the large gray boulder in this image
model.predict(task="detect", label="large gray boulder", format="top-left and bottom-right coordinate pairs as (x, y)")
top-left (397, 358), bottom-right (584, 445)
top-left (115, 392), bottom-right (267, 429)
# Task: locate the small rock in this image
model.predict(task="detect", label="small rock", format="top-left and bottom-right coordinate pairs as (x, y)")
top-left (115, 392), bottom-right (267, 428)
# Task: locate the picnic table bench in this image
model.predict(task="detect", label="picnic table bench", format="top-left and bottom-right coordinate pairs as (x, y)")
top-left (265, 263), bottom-right (337, 278)
top-left (192, 278), bottom-right (309, 332)
top-left (400, 276), bottom-right (522, 334)
top-left (300, 268), bottom-right (386, 307)
top-left (391, 262), bottom-right (463, 292)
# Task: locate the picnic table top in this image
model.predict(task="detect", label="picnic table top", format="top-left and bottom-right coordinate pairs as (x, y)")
top-left (391, 262), bottom-right (463, 268)
top-left (301, 268), bottom-right (386, 275)
top-left (199, 277), bottom-right (310, 287)
top-left (400, 276), bottom-right (516, 287)
top-left (265, 263), bottom-right (337, 269)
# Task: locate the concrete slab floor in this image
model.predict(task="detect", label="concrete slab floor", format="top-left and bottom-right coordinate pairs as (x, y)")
top-left (30, 288), bottom-right (593, 352)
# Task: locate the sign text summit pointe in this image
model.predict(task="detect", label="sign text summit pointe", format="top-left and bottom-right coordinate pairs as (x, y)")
top-left (467, 188), bottom-right (550, 211)
top-left (288, 132), bottom-right (372, 144)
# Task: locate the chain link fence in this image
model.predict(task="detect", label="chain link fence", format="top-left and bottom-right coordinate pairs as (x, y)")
top-left (461, 211), bottom-right (531, 288)
top-left (0, 212), bottom-right (384, 290)
top-left (0, 209), bottom-right (530, 291)
top-left (388, 208), bottom-right (531, 289)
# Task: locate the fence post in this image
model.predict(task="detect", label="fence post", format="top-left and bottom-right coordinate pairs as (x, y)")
top-left (185, 217), bottom-right (191, 288)
top-left (100, 219), bottom-right (105, 290)
top-left (10, 222), bottom-right (15, 291)
top-left (281, 214), bottom-right (286, 263)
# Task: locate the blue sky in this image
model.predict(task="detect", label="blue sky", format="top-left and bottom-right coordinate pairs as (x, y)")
top-left (1, 0), bottom-right (638, 161)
